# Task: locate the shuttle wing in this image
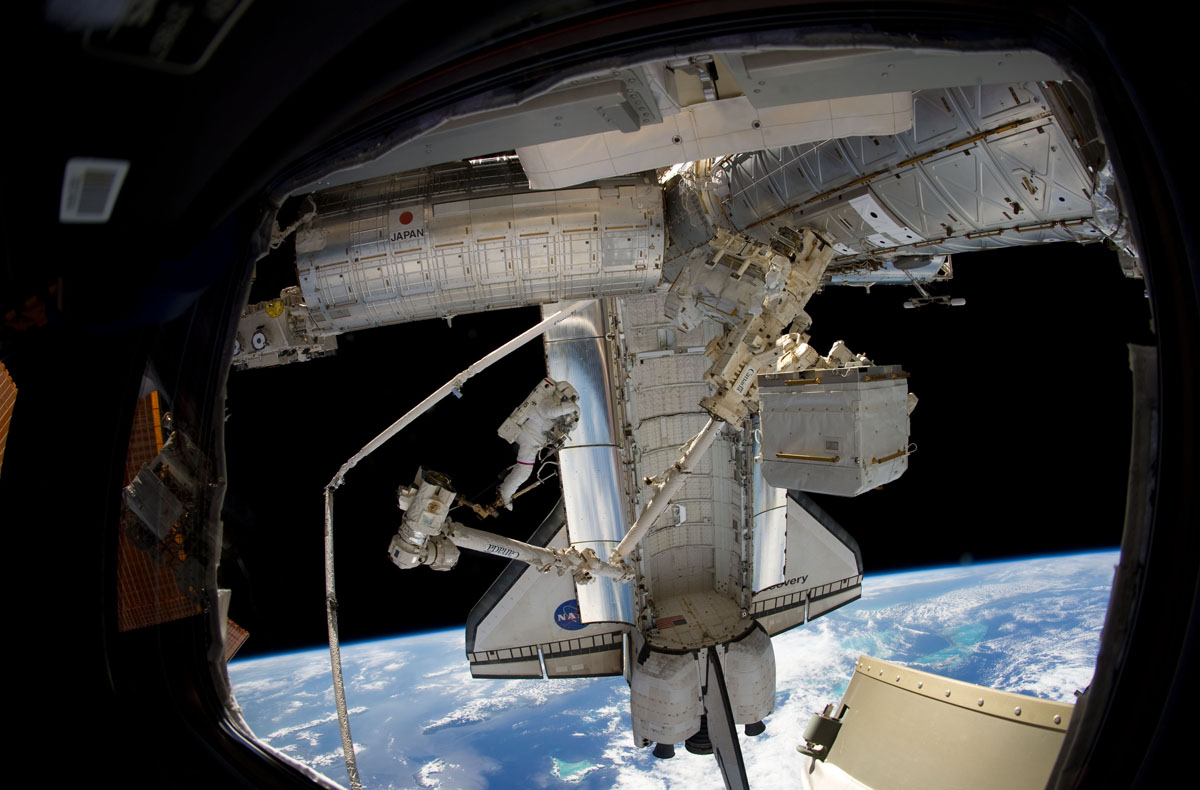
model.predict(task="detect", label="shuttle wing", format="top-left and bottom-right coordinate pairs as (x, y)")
top-left (465, 500), bottom-right (628, 678)
top-left (750, 491), bottom-right (863, 636)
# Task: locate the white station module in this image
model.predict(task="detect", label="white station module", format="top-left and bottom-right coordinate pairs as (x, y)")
top-left (294, 179), bottom-right (663, 334)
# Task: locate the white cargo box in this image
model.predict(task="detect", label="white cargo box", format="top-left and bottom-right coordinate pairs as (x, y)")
top-left (758, 365), bottom-right (910, 497)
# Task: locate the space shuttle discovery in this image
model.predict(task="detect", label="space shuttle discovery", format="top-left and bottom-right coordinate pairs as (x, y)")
top-left (369, 223), bottom-right (909, 789)
top-left (386, 287), bottom-right (884, 789)
top-left (348, 202), bottom-right (902, 787)
top-left (266, 46), bottom-right (1125, 790)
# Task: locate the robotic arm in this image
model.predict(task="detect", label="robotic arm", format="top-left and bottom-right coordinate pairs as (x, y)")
top-left (698, 228), bottom-right (834, 424)
top-left (612, 228), bottom-right (883, 563)
top-left (388, 467), bottom-right (633, 583)
top-left (387, 376), bottom-right (622, 582)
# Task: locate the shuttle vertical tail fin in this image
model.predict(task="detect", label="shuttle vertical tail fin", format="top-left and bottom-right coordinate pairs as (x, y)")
top-left (702, 648), bottom-right (750, 790)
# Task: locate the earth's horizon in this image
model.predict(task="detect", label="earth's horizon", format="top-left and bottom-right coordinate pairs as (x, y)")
top-left (230, 549), bottom-right (1118, 789)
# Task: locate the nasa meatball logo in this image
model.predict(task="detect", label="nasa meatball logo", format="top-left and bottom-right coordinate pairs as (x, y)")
top-left (389, 208), bottom-right (425, 242)
top-left (553, 599), bottom-right (584, 631)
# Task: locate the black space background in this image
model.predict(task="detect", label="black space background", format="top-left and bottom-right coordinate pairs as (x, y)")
top-left (220, 241), bottom-right (1152, 658)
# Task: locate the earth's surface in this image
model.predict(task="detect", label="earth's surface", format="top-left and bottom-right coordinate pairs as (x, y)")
top-left (229, 549), bottom-right (1117, 789)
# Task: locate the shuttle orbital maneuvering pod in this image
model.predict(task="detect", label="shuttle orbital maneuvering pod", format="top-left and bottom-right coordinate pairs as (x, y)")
top-left (292, 47), bottom-right (1119, 790)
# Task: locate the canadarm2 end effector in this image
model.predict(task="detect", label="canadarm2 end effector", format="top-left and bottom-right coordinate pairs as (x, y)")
top-left (387, 467), bottom-right (632, 582)
top-left (388, 468), bottom-right (461, 571)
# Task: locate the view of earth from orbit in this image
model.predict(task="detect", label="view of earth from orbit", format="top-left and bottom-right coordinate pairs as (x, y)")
top-left (230, 549), bottom-right (1117, 789)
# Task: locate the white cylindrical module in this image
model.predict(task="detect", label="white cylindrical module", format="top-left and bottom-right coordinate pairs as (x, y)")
top-left (721, 626), bottom-right (776, 724)
top-left (295, 177), bottom-right (664, 334)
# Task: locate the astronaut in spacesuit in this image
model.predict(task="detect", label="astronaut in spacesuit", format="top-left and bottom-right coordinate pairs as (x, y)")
top-left (495, 378), bottom-right (580, 508)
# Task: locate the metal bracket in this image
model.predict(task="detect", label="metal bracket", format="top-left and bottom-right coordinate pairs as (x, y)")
top-left (797, 703), bottom-right (846, 761)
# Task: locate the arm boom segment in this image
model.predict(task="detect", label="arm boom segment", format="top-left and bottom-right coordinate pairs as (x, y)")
top-left (446, 521), bottom-right (634, 582)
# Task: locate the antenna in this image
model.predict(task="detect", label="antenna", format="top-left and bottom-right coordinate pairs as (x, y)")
top-left (896, 257), bottom-right (965, 309)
